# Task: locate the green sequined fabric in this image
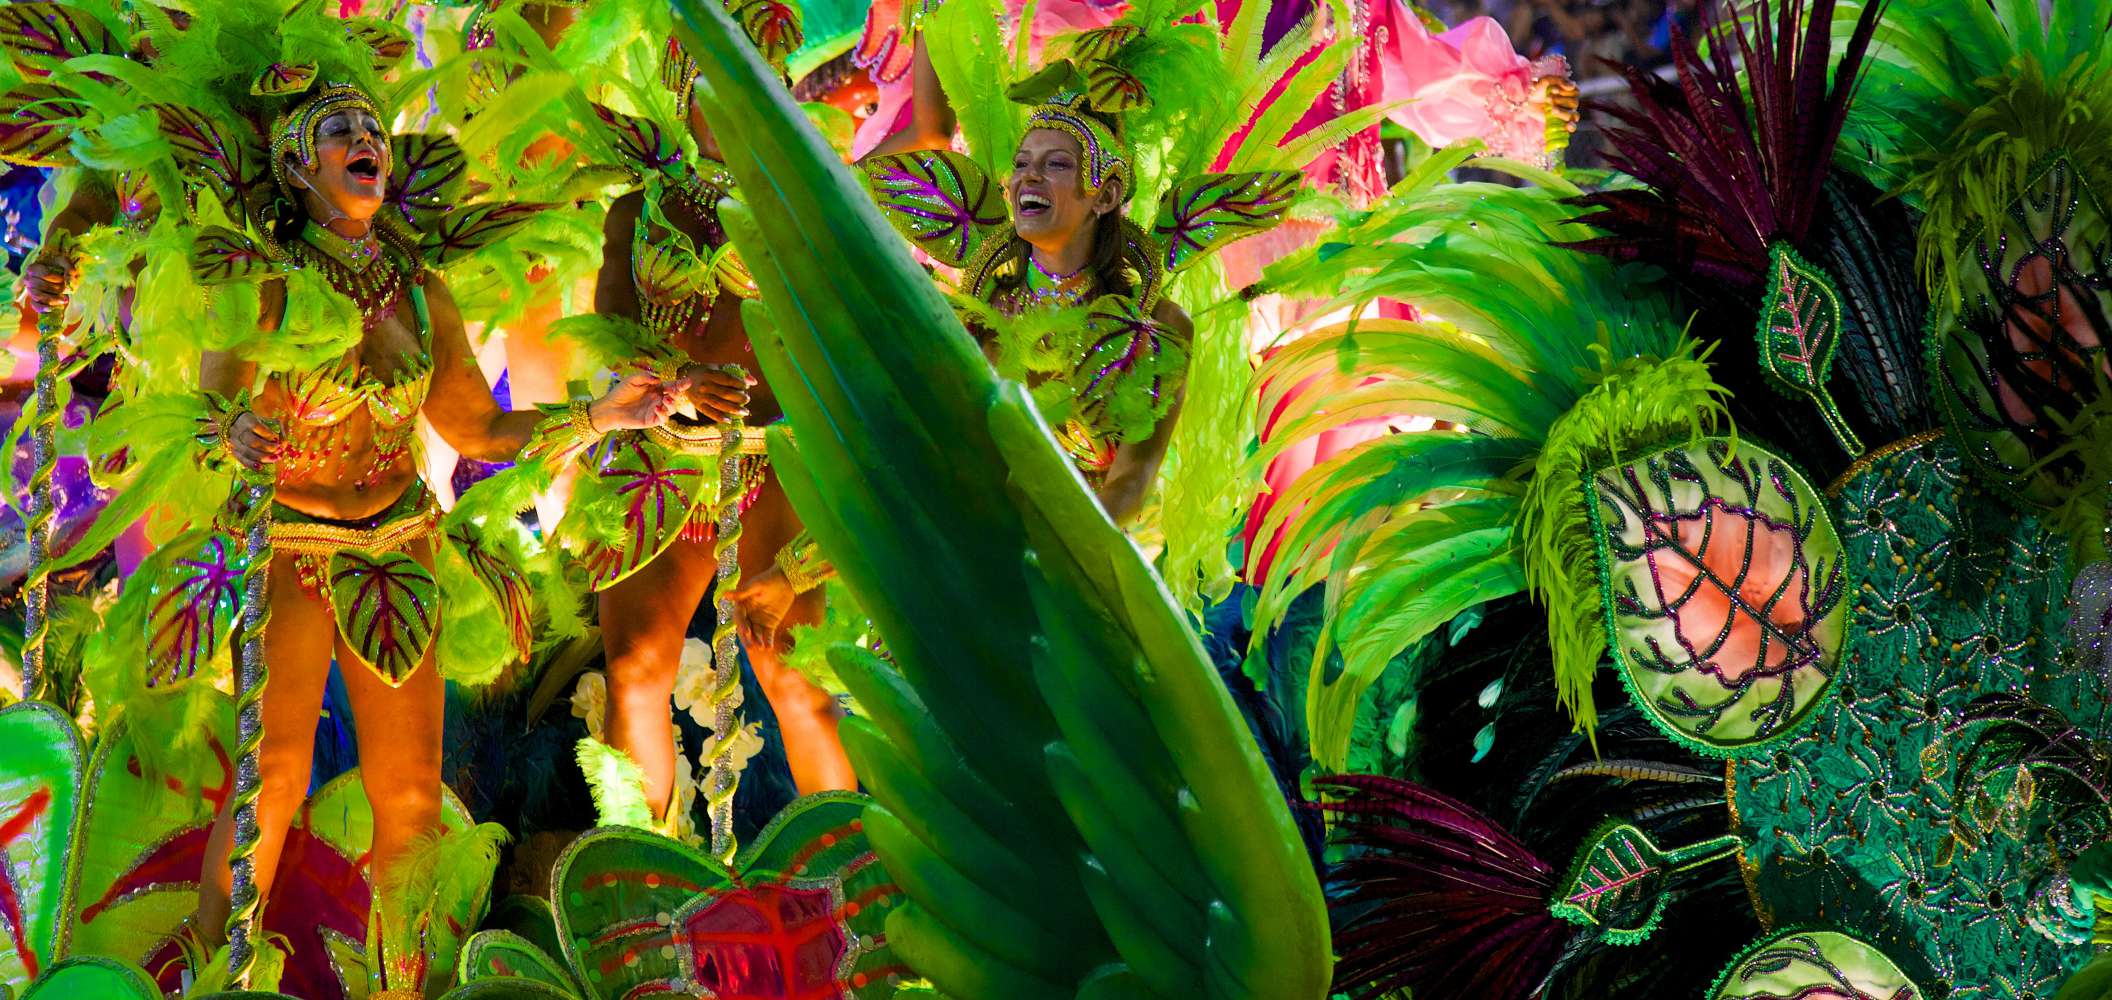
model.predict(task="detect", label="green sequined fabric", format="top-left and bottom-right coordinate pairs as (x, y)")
top-left (1732, 436), bottom-right (2105, 998)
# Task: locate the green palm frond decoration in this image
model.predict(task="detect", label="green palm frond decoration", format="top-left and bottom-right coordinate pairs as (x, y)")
top-left (668, 0), bottom-right (1331, 997)
top-left (1245, 172), bottom-right (1723, 765)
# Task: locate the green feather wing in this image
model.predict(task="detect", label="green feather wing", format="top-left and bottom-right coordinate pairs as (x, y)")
top-left (669, 1), bottom-right (1331, 996)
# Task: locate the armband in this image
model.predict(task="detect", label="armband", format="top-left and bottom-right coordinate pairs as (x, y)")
top-left (522, 398), bottom-right (606, 466)
top-left (775, 529), bottom-right (836, 594)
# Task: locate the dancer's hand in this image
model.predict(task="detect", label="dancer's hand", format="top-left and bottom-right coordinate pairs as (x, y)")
top-left (589, 372), bottom-right (695, 431)
top-left (19, 246), bottom-right (76, 316)
top-left (730, 565), bottom-right (818, 652)
top-left (678, 364), bottom-right (753, 424)
top-left (228, 411), bottom-right (281, 470)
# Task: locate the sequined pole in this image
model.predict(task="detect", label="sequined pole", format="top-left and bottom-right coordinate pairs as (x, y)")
top-left (701, 377), bottom-right (749, 862)
top-left (223, 466), bottom-right (275, 987)
top-left (19, 307), bottom-right (66, 702)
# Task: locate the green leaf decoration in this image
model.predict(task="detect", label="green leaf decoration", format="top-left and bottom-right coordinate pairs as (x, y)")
top-left (447, 523), bottom-right (534, 664)
top-left (563, 435), bottom-right (714, 591)
top-left (458, 931), bottom-right (577, 992)
top-left (672, 0), bottom-right (1332, 994)
top-left (726, 0), bottom-right (803, 68)
top-left (343, 17), bottom-right (413, 70)
top-left (1083, 60), bottom-right (1150, 113)
top-left (551, 794), bottom-right (908, 1000)
top-left (1755, 243), bottom-right (1861, 455)
top-left (250, 62), bottom-right (317, 97)
top-left (17, 957), bottom-right (161, 1000)
top-left (0, 83), bottom-right (83, 168)
top-left (1065, 24), bottom-right (1141, 63)
top-left (149, 102), bottom-right (263, 199)
top-left (421, 202), bottom-right (562, 266)
top-left (1071, 294), bottom-right (1188, 444)
top-left (1150, 171), bottom-right (1300, 274)
top-left (1548, 822), bottom-right (1740, 945)
top-left (140, 529), bottom-right (246, 688)
top-left (1588, 437), bottom-right (1846, 756)
top-left (1929, 157), bottom-right (2112, 517)
top-left (390, 133), bottom-right (469, 231)
top-left (440, 980), bottom-right (582, 1000)
top-left (710, 242), bottom-right (758, 299)
top-left (1709, 928), bottom-right (1924, 1000)
top-left (0, 703), bottom-right (82, 989)
top-left (0, 3), bottom-right (124, 73)
top-left (327, 550), bottom-right (440, 687)
top-left (189, 227), bottom-right (288, 285)
top-left (858, 150), bottom-right (1007, 268)
top-left (1005, 59), bottom-right (1083, 105)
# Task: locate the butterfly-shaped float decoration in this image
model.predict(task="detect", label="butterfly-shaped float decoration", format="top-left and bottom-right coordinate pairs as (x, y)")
top-left (444, 794), bottom-right (926, 1000)
top-left (1315, 774), bottom-right (1744, 1000)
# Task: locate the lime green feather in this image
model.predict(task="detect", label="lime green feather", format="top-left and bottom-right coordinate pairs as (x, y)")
top-left (1514, 339), bottom-right (1731, 742)
top-left (574, 736), bottom-right (654, 828)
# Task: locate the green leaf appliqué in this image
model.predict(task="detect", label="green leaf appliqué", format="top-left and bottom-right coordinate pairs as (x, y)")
top-left (1757, 243), bottom-right (1861, 455)
top-left (1550, 821), bottom-right (1741, 945)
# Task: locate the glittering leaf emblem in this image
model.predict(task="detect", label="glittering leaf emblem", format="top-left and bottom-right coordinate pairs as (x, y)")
top-left (1083, 60), bottom-right (1150, 113)
top-left (1072, 294), bottom-right (1188, 443)
top-left (726, 0), bottom-right (803, 69)
top-left (189, 226), bottom-right (288, 284)
top-left (447, 524), bottom-right (534, 664)
top-left (0, 3), bottom-right (123, 75)
top-left (142, 531), bottom-right (246, 689)
top-left (1588, 437), bottom-right (1846, 755)
top-left (344, 17), bottom-right (412, 70)
top-left (1005, 59), bottom-right (1082, 105)
top-left (0, 82), bottom-right (82, 167)
top-left (859, 149), bottom-right (1006, 267)
top-left (1065, 24), bottom-right (1140, 62)
top-left (420, 202), bottom-right (558, 265)
top-left (1549, 821), bottom-right (1739, 945)
top-left (1756, 243), bottom-right (1861, 455)
top-left (457, 930), bottom-right (576, 990)
top-left (149, 103), bottom-right (262, 196)
top-left (1151, 170), bottom-right (1301, 273)
top-left (542, 796), bottom-right (908, 1000)
top-left (1709, 929), bottom-right (1923, 1000)
top-left (593, 103), bottom-right (683, 178)
top-left (569, 436), bottom-right (712, 591)
top-left (390, 133), bottom-right (468, 226)
top-left (251, 61), bottom-right (317, 96)
top-left (327, 551), bottom-right (440, 687)
top-left (710, 242), bottom-right (758, 299)
top-left (0, 704), bottom-right (82, 985)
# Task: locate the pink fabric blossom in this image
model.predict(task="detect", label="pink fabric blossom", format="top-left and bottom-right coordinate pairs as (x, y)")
top-left (1380, 12), bottom-right (1559, 164)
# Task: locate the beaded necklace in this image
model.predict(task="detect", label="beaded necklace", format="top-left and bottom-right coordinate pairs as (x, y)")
top-left (294, 223), bottom-right (409, 333)
top-left (1023, 252), bottom-right (1093, 309)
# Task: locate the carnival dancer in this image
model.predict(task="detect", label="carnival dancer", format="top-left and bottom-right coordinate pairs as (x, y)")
top-left (533, 7), bottom-right (858, 840)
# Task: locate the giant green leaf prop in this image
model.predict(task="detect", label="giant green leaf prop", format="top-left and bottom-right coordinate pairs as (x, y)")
top-left (0, 702), bottom-right (83, 990)
top-left (666, 0), bottom-right (1332, 995)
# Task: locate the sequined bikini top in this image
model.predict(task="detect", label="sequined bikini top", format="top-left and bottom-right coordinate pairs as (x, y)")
top-left (273, 278), bottom-right (434, 487)
top-left (629, 165), bottom-right (759, 338)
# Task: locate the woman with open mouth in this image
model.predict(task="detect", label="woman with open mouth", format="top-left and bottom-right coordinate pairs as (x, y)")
top-left (169, 74), bottom-right (690, 994)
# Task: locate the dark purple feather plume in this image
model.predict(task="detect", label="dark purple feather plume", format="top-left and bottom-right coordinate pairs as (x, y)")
top-left (1564, 0), bottom-right (1888, 287)
top-left (1314, 774), bottom-right (1565, 1000)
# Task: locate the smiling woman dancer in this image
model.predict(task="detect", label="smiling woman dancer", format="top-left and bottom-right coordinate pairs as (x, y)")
top-left (6, 7), bottom-right (692, 989)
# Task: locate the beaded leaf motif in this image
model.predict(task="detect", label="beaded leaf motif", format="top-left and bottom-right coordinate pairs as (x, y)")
top-left (726, 0), bottom-right (803, 69)
top-left (326, 550), bottom-right (439, 687)
top-left (1588, 437), bottom-right (1845, 755)
top-left (1709, 929), bottom-right (1922, 1000)
top-left (0, 3), bottom-right (123, 75)
top-left (459, 796), bottom-right (909, 1000)
top-left (446, 523), bottom-right (535, 665)
top-left (1930, 157), bottom-right (2112, 496)
top-left (189, 227), bottom-right (289, 285)
top-left (1073, 294), bottom-right (1187, 443)
top-left (1152, 171), bottom-right (1301, 274)
top-left (0, 704), bottom-right (82, 985)
top-left (141, 530), bottom-right (246, 689)
top-left (0, 83), bottom-right (82, 167)
top-left (421, 201), bottom-right (557, 265)
top-left (1548, 821), bottom-right (1741, 945)
top-left (570, 435), bottom-right (715, 592)
top-left (859, 150), bottom-right (1007, 268)
top-left (1756, 242), bottom-right (1861, 455)
top-left (389, 133), bottom-right (468, 232)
